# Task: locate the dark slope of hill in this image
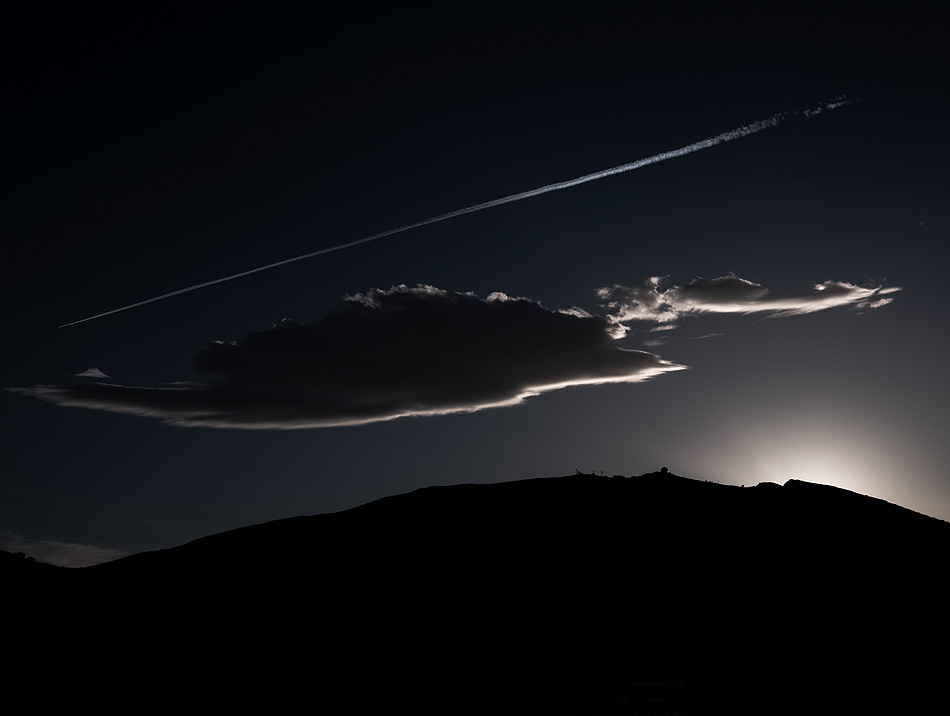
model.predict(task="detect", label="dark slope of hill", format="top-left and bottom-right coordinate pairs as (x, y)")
top-left (11, 473), bottom-right (949, 713)
top-left (87, 471), bottom-right (950, 575)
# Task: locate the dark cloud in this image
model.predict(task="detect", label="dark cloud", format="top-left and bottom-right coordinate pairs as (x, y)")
top-left (12, 286), bottom-right (684, 429)
top-left (599, 275), bottom-right (900, 327)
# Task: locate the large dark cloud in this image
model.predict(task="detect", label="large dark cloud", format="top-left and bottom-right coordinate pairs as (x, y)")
top-left (12, 286), bottom-right (684, 429)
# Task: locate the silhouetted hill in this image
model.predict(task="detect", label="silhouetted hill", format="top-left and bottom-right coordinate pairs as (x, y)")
top-left (11, 473), bottom-right (949, 713)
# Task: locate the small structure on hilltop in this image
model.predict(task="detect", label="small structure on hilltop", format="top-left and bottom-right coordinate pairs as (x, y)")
top-left (660, 466), bottom-right (670, 474)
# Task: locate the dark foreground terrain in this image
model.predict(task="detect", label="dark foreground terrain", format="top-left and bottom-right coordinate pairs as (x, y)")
top-left (10, 472), bottom-right (949, 712)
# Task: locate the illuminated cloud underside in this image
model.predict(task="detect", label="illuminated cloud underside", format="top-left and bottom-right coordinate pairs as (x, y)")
top-left (14, 286), bottom-right (684, 429)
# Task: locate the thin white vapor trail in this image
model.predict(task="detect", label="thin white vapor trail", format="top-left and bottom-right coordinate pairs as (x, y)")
top-left (59, 98), bottom-right (850, 328)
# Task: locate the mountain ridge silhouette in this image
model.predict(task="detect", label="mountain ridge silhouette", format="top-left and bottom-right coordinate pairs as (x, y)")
top-left (10, 471), bottom-right (948, 713)
top-left (82, 471), bottom-right (950, 568)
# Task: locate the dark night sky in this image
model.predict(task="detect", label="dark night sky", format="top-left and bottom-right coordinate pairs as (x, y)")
top-left (3, 3), bottom-right (949, 565)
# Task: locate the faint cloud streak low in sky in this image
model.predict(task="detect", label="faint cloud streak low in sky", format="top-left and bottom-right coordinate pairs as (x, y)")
top-left (1, 531), bottom-right (126, 567)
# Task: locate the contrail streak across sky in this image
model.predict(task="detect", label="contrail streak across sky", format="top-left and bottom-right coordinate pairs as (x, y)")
top-left (59, 98), bottom-right (851, 328)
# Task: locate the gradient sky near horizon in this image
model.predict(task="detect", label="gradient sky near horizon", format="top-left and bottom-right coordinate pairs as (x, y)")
top-left (3, 4), bottom-right (949, 566)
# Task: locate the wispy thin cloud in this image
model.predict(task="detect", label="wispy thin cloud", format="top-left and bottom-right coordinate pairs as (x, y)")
top-left (689, 333), bottom-right (723, 341)
top-left (1, 531), bottom-right (126, 567)
top-left (599, 275), bottom-right (899, 329)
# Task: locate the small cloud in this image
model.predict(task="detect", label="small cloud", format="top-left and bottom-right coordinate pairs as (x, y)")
top-left (13, 276), bottom-right (895, 430)
top-left (11, 285), bottom-right (685, 429)
top-left (74, 367), bottom-right (110, 379)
